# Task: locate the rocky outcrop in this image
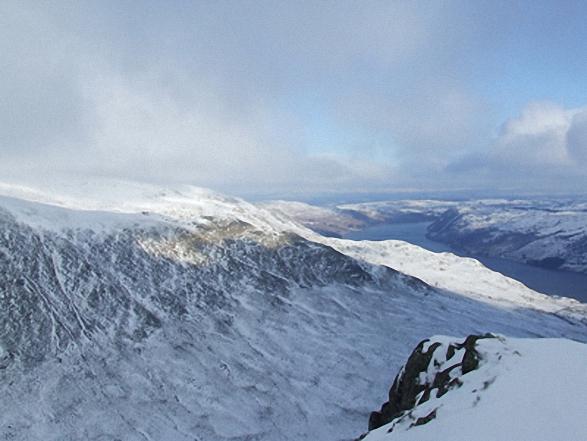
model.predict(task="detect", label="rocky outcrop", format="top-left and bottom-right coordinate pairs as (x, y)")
top-left (368, 334), bottom-right (495, 432)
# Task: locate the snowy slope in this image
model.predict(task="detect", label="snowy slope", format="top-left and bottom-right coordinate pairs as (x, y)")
top-left (336, 198), bottom-right (587, 274)
top-left (427, 200), bottom-right (587, 273)
top-left (272, 197), bottom-right (587, 274)
top-left (362, 335), bottom-right (587, 441)
top-left (257, 200), bottom-right (368, 236)
top-left (0, 179), bottom-right (300, 234)
top-left (261, 203), bottom-right (587, 322)
top-left (307, 236), bottom-right (587, 322)
top-left (0, 179), bottom-right (586, 441)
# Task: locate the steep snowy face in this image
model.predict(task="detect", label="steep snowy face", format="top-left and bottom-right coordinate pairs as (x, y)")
top-left (1, 181), bottom-right (586, 441)
top-left (0, 195), bottom-right (406, 441)
top-left (362, 335), bottom-right (587, 441)
top-left (0, 193), bottom-right (388, 371)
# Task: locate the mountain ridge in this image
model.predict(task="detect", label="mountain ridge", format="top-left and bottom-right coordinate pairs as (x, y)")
top-left (1, 179), bottom-right (586, 440)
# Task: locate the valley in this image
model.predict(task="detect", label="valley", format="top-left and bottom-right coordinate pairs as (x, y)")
top-left (265, 198), bottom-right (587, 302)
top-left (342, 221), bottom-right (587, 303)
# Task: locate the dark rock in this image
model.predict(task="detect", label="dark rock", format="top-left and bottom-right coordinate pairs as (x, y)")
top-left (527, 256), bottom-right (566, 270)
top-left (411, 408), bottom-right (437, 427)
top-left (368, 333), bottom-right (494, 431)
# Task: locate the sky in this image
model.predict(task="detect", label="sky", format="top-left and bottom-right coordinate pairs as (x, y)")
top-left (2, 0), bottom-right (587, 200)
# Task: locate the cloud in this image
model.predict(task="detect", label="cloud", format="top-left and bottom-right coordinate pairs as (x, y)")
top-left (567, 109), bottom-right (587, 165)
top-left (1, 1), bottom-right (415, 196)
top-left (447, 101), bottom-right (587, 192)
top-left (2, 1), bottom-right (587, 198)
top-left (1, 71), bottom-right (394, 195)
top-left (492, 101), bottom-right (572, 166)
top-left (0, 1), bottom-right (94, 154)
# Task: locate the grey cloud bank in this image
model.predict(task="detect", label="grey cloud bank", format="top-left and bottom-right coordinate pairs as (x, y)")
top-left (2, 1), bottom-right (587, 198)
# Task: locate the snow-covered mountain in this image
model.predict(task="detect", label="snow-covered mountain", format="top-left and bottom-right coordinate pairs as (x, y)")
top-left (259, 199), bottom-right (457, 238)
top-left (426, 200), bottom-right (587, 273)
top-left (266, 198), bottom-right (587, 274)
top-left (256, 200), bottom-right (368, 237)
top-left (361, 334), bottom-right (587, 441)
top-left (0, 180), bottom-right (586, 440)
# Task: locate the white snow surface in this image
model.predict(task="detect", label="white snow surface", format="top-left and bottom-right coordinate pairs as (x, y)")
top-left (363, 336), bottom-right (587, 441)
top-left (3, 177), bottom-right (585, 323)
top-left (1, 179), bottom-right (586, 441)
top-left (0, 178), bottom-right (299, 234)
top-left (340, 198), bottom-right (587, 274)
top-left (309, 236), bottom-right (587, 320)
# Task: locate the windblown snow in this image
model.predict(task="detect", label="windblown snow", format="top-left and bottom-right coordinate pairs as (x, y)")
top-left (0, 179), bottom-right (585, 440)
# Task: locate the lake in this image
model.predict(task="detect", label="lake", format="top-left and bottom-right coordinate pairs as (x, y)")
top-left (343, 222), bottom-right (587, 303)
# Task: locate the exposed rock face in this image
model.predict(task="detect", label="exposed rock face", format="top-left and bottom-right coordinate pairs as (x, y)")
top-left (368, 334), bottom-right (494, 431)
top-left (360, 336), bottom-right (587, 441)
